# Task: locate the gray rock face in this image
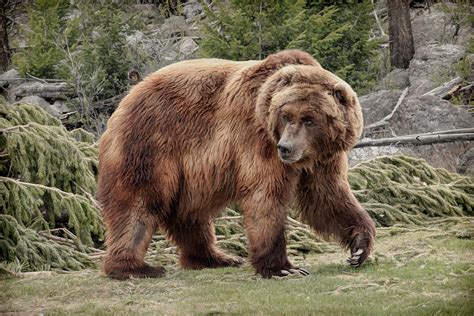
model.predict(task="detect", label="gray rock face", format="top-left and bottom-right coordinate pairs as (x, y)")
top-left (457, 147), bottom-right (474, 177)
top-left (162, 37), bottom-right (198, 61)
top-left (160, 15), bottom-right (188, 37)
top-left (53, 100), bottom-right (71, 113)
top-left (378, 68), bottom-right (410, 90)
top-left (19, 95), bottom-right (61, 117)
top-left (391, 95), bottom-right (473, 135)
top-left (0, 69), bottom-right (20, 87)
top-left (359, 89), bottom-right (403, 125)
top-left (408, 44), bottom-right (465, 96)
top-left (411, 9), bottom-right (457, 49)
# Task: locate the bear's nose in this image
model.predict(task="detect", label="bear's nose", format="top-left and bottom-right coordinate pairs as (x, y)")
top-left (277, 143), bottom-right (293, 156)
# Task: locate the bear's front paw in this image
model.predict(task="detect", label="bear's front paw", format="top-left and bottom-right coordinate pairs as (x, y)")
top-left (257, 267), bottom-right (309, 278)
top-left (346, 228), bottom-right (374, 267)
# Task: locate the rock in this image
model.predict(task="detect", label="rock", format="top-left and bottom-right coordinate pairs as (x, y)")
top-left (411, 8), bottom-right (457, 49)
top-left (160, 15), bottom-right (188, 37)
top-left (53, 100), bottom-right (71, 113)
top-left (349, 146), bottom-right (400, 166)
top-left (388, 93), bottom-right (473, 172)
top-left (457, 147), bottom-right (474, 177)
top-left (19, 95), bottom-right (61, 117)
top-left (359, 89), bottom-right (403, 126)
top-left (391, 95), bottom-right (473, 135)
top-left (126, 30), bottom-right (145, 47)
top-left (411, 3), bottom-right (473, 49)
top-left (178, 37), bottom-right (198, 56)
top-left (133, 4), bottom-right (161, 23)
top-left (0, 69), bottom-right (20, 87)
top-left (182, 0), bottom-right (203, 20)
top-left (162, 37), bottom-right (198, 61)
top-left (408, 44), bottom-right (465, 96)
top-left (378, 68), bottom-right (410, 90)
top-left (8, 82), bottom-right (74, 102)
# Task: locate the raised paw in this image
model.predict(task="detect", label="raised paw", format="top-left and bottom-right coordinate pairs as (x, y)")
top-left (346, 228), bottom-right (374, 267)
top-left (346, 248), bottom-right (365, 267)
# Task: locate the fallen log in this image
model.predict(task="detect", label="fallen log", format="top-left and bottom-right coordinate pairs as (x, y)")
top-left (422, 76), bottom-right (463, 99)
top-left (9, 82), bottom-right (74, 101)
top-left (355, 132), bottom-right (474, 148)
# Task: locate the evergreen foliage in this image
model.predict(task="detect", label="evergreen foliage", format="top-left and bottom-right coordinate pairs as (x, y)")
top-left (0, 215), bottom-right (94, 272)
top-left (12, 0), bottom-right (69, 78)
top-left (12, 0), bottom-right (139, 99)
top-left (199, 0), bottom-right (379, 92)
top-left (350, 155), bottom-right (474, 227)
top-left (0, 99), bottom-right (102, 272)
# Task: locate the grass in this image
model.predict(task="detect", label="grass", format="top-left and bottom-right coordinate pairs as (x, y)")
top-left (1, 218), bottom-right (473, 315)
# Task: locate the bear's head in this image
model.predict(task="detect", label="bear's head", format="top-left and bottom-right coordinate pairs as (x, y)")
top-left (256, 64), bottom-right (363, 165)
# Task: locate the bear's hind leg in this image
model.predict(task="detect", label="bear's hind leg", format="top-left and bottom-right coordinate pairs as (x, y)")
top-left (165, 218), bottom-right (243, 269)
top-left (102, 200), bottom-right (165, 280)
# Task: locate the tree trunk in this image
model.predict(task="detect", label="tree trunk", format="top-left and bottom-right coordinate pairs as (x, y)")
top-left (387, 0), bottom-right (415, 69)
top-left (0, 0), bottom-right (11, 71)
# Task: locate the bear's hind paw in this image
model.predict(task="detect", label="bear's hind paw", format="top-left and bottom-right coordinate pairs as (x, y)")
top-left (258, 267), bottom-right (309, 278)
top-left (106, 264), bottom-right (166, 280)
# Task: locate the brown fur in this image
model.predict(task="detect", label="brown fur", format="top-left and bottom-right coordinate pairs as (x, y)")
top-left (97, 49), bottom-right (375, 279)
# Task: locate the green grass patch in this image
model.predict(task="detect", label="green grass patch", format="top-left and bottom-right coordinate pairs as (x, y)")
top-left (1, 219), bottom-right (473, 315)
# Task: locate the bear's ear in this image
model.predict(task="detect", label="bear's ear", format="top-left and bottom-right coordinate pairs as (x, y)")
top-left (255, 72), bottom-right (291, 131)
top-left (333, 83), bottom-right (353, 107)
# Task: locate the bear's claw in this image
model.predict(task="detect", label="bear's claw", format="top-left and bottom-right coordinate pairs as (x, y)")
top-left (259, 267), bottom-right (309, 278)
top-left (346, 248), bottom-right (365, 267)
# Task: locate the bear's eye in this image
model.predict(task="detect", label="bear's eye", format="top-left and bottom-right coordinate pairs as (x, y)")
top-left (302, 117), bottom-right (313, 126)
top-left (281, 114), bottom-right (289, 122)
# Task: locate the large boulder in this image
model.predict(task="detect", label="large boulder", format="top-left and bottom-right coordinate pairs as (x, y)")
top-left (19, 96), bottom-right (61, 117)
top-left (411, 8), bottom-right (457, 49)
top-left (162, 37), bottom-right (198, 61)
top-left (359, 89), bottom-right (403, 126)
top-left (160, 15), bottom-right (188, 37)
top-left (408, 44), bottom-right (465, 96)
top-left (391, 95), bottom-right (473, 135)
top-left (377, 68), bottom-right (410, 90)
top-left (0, 69), bottom-right (20, 88)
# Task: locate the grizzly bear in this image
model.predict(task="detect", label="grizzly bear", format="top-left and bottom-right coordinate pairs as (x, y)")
top-left (97, 49), bottom-right (376, 280)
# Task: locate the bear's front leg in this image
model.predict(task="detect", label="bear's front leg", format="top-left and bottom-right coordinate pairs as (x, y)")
top-left (240, 190), bottom-right (308, 278)
top-left (297, 155), bottom-right (376, 267)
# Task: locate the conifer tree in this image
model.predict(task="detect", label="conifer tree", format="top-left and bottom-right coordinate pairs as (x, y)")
top-left (199, 0), bottom-right (379, 92)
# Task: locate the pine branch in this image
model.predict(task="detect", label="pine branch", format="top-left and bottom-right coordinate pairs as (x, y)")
top-left (0, 176), bottom-right (84, 198)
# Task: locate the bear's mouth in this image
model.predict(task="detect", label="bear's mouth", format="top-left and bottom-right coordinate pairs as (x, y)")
top-left (280, 157), bottom-right (298, 164)
top-left (277, 150), bottom-right (304, 164)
